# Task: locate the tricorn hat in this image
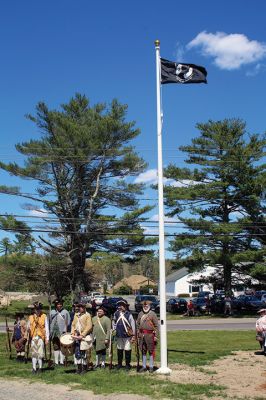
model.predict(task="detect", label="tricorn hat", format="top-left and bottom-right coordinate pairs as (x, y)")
top-left (53, 299), bottom-right (63, 306)
top-left (96, 305), bottom-right (107, 313)
top-left (77, 301), bottom-right (87, 308)
top-left (33, 302), bottom-right (43, 310)
top-left (116, 299), bottom-right (129, 307)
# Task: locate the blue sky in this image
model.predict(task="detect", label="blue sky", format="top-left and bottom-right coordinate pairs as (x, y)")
top-left (0, 0), bottom-right (266, 251)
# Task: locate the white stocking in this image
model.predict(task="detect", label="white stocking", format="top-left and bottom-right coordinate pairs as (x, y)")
top-left (54, 350), bottom-right (59, 364)
top-left (59, 351), bottom-right (65, 364)
top-left (32, 357), bottom-right (37, 371)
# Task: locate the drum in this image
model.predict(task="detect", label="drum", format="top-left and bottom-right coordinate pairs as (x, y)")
top-left (60, 333), bottom-right (75, 356)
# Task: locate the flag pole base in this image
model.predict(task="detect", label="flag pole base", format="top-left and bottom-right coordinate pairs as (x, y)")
top-left (155, 366), bottom-right (172, 375)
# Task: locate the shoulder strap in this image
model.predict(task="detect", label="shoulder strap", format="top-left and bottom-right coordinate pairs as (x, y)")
top-left (97, 317), bottom-right (107, 335)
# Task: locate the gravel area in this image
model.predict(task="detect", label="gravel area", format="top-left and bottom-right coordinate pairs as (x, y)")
top-left (0, 379), bottom-right (151, 400)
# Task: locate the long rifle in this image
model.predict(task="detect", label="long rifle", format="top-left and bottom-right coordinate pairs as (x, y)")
top-left (5, 317), bottom-right (12, 360)
top-left (134, 318), bottom-right (140, 371)
top-left (25, 330), bottom-right (31, 364)
top-left (108, 328), bottom-right (113, 370)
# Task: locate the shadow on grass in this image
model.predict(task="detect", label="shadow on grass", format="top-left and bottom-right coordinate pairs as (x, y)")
top-left (168, 349), bottom-right (205, 354)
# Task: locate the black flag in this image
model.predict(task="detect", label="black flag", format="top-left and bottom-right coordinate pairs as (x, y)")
top-left (161, 58), bottom-right (207, 84)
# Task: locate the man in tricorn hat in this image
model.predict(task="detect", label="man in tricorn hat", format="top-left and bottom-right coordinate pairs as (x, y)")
top-left (113, 299), bottom-right (135, 370)
top-left (50, 299), bottom-right (70, 366)
top-left (137, 300), bottom-right (159, 372)
top-left (92, 305), bottom-right (111, 368)
top-left (27, 302), bottom-right (49, 374)
top-left (256, 308), bottom-right (266, 353)
top-left (71, 302), bottom-right (92, 374)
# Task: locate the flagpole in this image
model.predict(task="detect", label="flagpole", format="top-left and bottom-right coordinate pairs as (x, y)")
top-left (155, 39), bottom-right (171, 375)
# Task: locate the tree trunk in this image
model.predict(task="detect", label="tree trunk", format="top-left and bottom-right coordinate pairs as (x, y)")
top-left (224, 263), bottom-right (232, 295)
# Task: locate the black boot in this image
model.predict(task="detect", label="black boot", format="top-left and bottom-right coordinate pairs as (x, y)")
top-left (75, 364), bottom-right (82, 374)
top-left (116, 349), bottom-right (123, 369)
top-left (80, 364), bottom-right (87, 374)
top-left (125, 350), bottom-right (131, 371)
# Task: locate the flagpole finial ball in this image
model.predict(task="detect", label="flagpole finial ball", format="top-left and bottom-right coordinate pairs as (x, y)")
top-left (154, 39), bottom-right (160, 47)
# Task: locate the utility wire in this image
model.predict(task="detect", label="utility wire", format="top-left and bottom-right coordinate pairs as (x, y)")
top-left (1, 227), bottom-right (266, 238)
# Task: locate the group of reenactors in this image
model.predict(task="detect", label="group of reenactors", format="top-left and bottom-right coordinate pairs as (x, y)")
top-left (8, 298), bottom-right (159, 374)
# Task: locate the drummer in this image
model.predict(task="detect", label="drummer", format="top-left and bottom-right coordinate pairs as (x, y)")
top-left (50, 299), bottom-right (70, 366)
top-left (71, 302), bottom-right (92, 374)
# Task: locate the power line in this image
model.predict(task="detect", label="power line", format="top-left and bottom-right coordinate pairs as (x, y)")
top-left (1, 227), bottom-right (265, 238)
top-left (0, 213), bottom-right (265, 226)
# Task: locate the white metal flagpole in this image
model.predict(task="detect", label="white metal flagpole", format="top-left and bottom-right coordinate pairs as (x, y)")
top-left (154, 39), bottom-right (171, 375)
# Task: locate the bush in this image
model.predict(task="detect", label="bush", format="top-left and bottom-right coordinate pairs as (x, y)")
top-left (113, 285), bottom-right (132, 295)
top-left (178, 293), bottom-right (191, 298)
top-left (140, 285), bottom-right (158, 295)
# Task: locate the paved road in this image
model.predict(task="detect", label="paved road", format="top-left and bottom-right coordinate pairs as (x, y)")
top-left (166, 317), bottom-right (255, 331)
top-left (0, 317), bottom-right (255, 333)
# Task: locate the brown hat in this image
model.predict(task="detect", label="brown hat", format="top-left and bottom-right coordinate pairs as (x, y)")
top-left (96, 305), bottom-right (107, 313)
top-left (141, 300), bottom-right (152, 306)
top-left (77, 302), bottom-right (87, 308)
top-left (33, 302), bottom-right (43, 310)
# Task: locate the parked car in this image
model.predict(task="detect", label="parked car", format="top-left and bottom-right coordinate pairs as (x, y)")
top-left (89, 291), bottom-right (102, 300)
top-left (259, 294), bottom-right (266, 304)
top-left (166, 298), bottom-right (187, 313)
top-left (193, 297), bottom-right (207, 314)
top-left (78, 292), bottom-right (90, 303)
top-left (197, 291), bottom-right (213, 298)
top-left (135, 295), bottom-right (160, 313)
top-left (215, 290), bottom-right (225, 297)
top-left (233, 295), bottom-right (264, 312)
top-left (255, 291), bottom-right (266, 299)
top-left (94, 295), bottom-right (105, 305)
top-left (103, 296), bottom-right (127, 315)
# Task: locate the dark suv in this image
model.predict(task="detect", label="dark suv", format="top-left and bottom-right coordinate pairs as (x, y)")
top-left (135, 295), bottom-right (159, 313)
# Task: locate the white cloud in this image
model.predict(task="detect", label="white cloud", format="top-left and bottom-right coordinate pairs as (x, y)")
top-left (134, 169), bottom-right (158, 184)
top-left (187, 31), bottom-right (266, 70)
top-left (142, 226), bottom-right (159, 235)
top-left (134, 169), bottom-right (199, 187)
top-left (150, 214), bottom-right (180, 223)
top-left (246, 63), bottom-right (266, 77)
top-left (175, 41), bottom-right (185, 62)
top-left (166, 179), bottom-right (200, 188)
top-left (28, 208), bottom-right (49, 217)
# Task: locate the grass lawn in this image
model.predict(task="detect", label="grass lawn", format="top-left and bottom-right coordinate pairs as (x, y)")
top-left (167, 330), bottom-right (258, 366)
top-left (0, 330), bottom-right (258, 399)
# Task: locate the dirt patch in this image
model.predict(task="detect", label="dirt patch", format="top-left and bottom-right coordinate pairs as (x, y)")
top-left (164, 350), bottom-right (266, 399)
top-left (0, 379), bottom-right (151, 400)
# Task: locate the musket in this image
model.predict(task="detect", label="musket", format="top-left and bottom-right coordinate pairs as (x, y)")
top-left (25, 331), bottom-right (31, 364)
top-left (5, 317), bottom-right (12, 360)
top-left (134, 318), bottom-right (140, 371)
top-left (108, 328), bottom-right (113, 370)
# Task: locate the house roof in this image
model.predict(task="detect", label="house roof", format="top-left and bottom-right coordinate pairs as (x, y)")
top-left (166, 267), bottom-right (189, 283)
top-left (113, 275), bottom-right (156, 291)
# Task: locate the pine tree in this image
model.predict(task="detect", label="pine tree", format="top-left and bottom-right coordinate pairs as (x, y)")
top-left (0, 94), bottom-right (154, 293)
top-left (164, 119), bottom-right (266, 294)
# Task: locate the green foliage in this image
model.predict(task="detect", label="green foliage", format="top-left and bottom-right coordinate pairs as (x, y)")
top-left (139, 285), bottom-right (158, 294)
top-left (0, 94), bottom-right (154, 292)
top-left (164, 119), bottom-right (266, 292)
top-left (113, 284), bottom-right (132, 295)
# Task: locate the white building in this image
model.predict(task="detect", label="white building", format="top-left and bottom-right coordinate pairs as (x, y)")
top-left (165, 264), bottom-right (258, 297)
top-left (165, 266), bottom-right (213, 297)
